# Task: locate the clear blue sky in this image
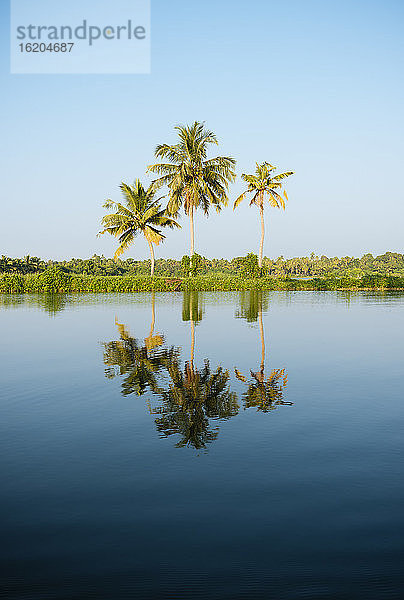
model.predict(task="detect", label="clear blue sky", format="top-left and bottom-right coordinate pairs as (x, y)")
top-left (1, 0), bottom-right (403, 261)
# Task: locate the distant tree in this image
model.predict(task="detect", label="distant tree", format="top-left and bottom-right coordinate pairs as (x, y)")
top-left (233, 253), bottom-right (261, 278)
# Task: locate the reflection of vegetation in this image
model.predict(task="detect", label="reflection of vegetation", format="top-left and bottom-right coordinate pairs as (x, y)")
top-left (103, 295), bottom-right (179, 396)
top-left (143, 290), bottom-right (239, 449)
top-left (102, 291), bottom-right (293, 449)
top-left (144, 292), bottom-right (164, 350)
top-left (0, 292), bottom-right (68, 315)
top-left (103, 315), bottom-right (238, 448)
top-left (151, 358), bottom-right (239, 449)
top-left (235, 290), bottom-right (291, 412)
top-left (236, 290), bottom-right (268, 322)
top-left (36, 294), bottom-right (68, 316)
top-left (182, 290), bottom-right (203, 323)
top-left (237, 368), bottom-right (290, 412)
top-left (103, 321), bottom-right (177, 396)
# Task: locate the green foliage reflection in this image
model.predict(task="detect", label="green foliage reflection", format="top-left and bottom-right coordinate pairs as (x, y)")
top-left (151, 358), bottom-right (238, 449)
top-left (102, 291), bottom-right (293, 449)
top-left (235, 290), bottom-right (291, 412)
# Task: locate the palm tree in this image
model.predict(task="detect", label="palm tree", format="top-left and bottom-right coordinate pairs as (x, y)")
top-left (148, 121), bottom-right (236, 275)
top-left (99, 179), bottom-right (180, 276)
top-left (233, 162), bottom-right (294, 270)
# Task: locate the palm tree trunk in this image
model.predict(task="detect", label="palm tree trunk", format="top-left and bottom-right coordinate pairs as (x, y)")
top-left (150, 291), bottom-right (155, 336)
top-left (258, 202), bottom-right (265, 269)
top-left (258, 307), bottom-right (265, 374)
top-left (189, 203), bottom-right (195, 277)
top-left (147, 239), bottom-right (155, 277)
top-left (190, 294), bottom-right (195, 366)
top-left (190, 319), bottom-right (195, 364)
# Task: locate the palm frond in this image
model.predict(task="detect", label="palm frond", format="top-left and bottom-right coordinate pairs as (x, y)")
top-left (150, 121), bottom-right (235, 217)
top-left (270, 171), bottom-right (294, 182)
top-left (100, 179), bottom-right (179, 260)
top-left (113, 230), bottom-right (136, 261)
top-left (144, 226), bottom-right (164, 245)
top-left (235, 161), bottom-right (293, 213)
top-left (233, 192), bottom-right (246, 210)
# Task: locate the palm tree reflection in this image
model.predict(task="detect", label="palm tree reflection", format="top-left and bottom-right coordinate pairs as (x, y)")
top-left (103, 293), bottom-right (178, 396)
top-left (151, 357), bottom-right (238, 449)
top-left (149, 292), bottom-right (238, 448)
top-left (235, 291), bottom-right (292, 412)
top-left (182, 290), bottom-right (203, 367)
top-left (103, 290), bottom-right (292, 449)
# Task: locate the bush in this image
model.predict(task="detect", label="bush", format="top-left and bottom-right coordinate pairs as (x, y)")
top-left (233, 253), bottom-right (266, 278)
top-left (0, 273), bottom-right (24, 293)
top-left (181, 254), bottom-right (204, 277)
top-left (34, 267), bottom-right (72, 293)
top-left (1, 272), bottom-right (404, 294)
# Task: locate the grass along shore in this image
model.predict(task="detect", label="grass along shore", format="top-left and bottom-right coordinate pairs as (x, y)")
top-left (1, 268), bottom-right (404, 293)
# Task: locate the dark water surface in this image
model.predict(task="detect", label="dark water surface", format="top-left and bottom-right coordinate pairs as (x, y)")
top-left (1, 291), bottom-right (403, 599)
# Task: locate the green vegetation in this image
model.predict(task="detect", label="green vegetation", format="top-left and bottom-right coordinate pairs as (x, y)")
top-left (2, 252), bottom-right (404, 280)
top-left (99, 180), bottom-right (179, 276)
top-left (5, 123), bottom-right (401, 294)
top-left (1, 265), bottom-right (404, 293)
top-left (148, 121), bottom-right (236, 276)
top-left (234, 162), bottom-right (293, 268)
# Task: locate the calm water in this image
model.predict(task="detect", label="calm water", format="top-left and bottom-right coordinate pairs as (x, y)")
top-left (1, 291), bottom-right (404, 599)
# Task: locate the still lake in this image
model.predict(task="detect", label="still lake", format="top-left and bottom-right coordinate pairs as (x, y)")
top-left (1, 291), bottom-right (404, 599)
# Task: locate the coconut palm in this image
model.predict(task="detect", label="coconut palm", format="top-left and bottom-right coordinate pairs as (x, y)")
top-left (99, 180), bottom-right (180, 276)
top-left (233, 162), bottom-right (294, 270)
top-left (148, 121), bottom-right (236, 275)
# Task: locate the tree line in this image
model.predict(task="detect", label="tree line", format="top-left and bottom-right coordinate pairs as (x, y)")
top-left (2, 252), bottom-right (404, 278)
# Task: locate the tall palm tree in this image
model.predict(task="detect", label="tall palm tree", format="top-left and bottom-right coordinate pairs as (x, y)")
top-left (99, 180), bottom-right (180, 276)
top-left (234, 162), bottom-right (294, 270)
top-left (148, 121), bottom-right (236, 275)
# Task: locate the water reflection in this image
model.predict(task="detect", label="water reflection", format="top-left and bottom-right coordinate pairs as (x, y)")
top-left (103, 293), bottom-right (178, 396)
top-left (37, 294), bottom-right (68, 316)
top-left (235, 291), bottom-right (291, 412)
top-left (102, 291), bottom-right (292, 449)
top-left (0, 293), bottom-right (68, 315)
top-left (182, 290), bottom-right (203, 324)
top-left (236, 290), bottom-right (268, 323)
top-left (150, 357), bottom-right (238, 449)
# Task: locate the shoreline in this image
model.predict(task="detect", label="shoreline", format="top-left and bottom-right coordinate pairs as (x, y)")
top-left (1, 271), bottom-right (404, 294)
